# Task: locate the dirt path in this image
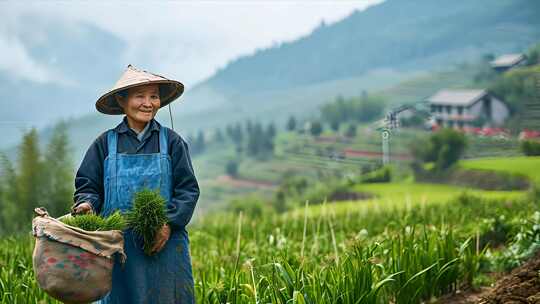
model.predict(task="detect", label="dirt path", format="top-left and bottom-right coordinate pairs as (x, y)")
top-left (438, 250), bottom-right (540, 303)
top-left (436, 287), bottom-right (492, 304)
top-left (479, 250), bottom-right (540, 303)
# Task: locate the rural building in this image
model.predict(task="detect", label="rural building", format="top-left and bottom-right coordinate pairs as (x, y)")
top-left (490, 53), bottom-right (527, 73)
top-left (427, 89), bottom-right (509, 128)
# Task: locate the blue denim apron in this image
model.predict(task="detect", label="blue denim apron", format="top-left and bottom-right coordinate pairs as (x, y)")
top-left (98, 127), bottom-right (195, 304)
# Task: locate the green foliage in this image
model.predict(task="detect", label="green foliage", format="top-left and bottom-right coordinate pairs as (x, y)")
top-left (399, 112), bottom-right (429, 128)
top-left (309, 121), bottom-right (323, 137)
top-left (1, 185), bottom-right (537, 303)
top-left (191, 130), bottom-right (206, 155)
top-left (489, 64), bottom-right (540, 115)
top-left (226, 195), bottom-right (271, 218)
top-left (320, 94), bottom-right (386, 127)
top-left (286, 115), bottom-right (297, 131)
top-left (223, 119), bottom-right (277, 159)
top-left (344, 123), bottom-right (357, 138)
top-left (330, 120), bottom-right (340, 132)
top-left (490, 211), bottom-right (540, 272)
top-left (0, 236), bottom-right (61, 303)
top-left (526, 42), bottom-right (540, 66)
top-left (0, 123), bottom-right (74, 235)
top-left (42, 122), bottom-right (74, 218)
top-left (521, 140), bottom-right (540, 156)
top-left (0, 155), bottom-right (19, 234)
top-left (125, 189), bottom-right (168, 255)
top-left (273, 172), bottom-right (370, 210)
top-left (244, 121), bottom-right (276, 159)
top-left (361, 166), bottom-right (392, 183)
top-left (275, 175), bottom-right (309, 200)
top-left (60, 211), bottom-right (127, 231)
top-left (412, 128), bottom-right (467, 172)
top-left (214, 128), bottom-right (225, 143)
top-left (17, 129), bottom-right (43, 227)
top-left (473, 57), bottom-right (498, 84)
top-left (226, 122), bottom-right (244, 146)
top-left (226, 160), bottom-right (239, 177)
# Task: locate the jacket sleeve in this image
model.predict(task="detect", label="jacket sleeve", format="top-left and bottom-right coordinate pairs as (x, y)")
top-left (73, 133), bottom-right (107, 214)
top-left (167, 132), bottom-right (200, 230)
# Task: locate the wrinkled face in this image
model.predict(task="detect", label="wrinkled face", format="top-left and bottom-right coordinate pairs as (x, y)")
top-left (117, 84), bottom-right (161, 124)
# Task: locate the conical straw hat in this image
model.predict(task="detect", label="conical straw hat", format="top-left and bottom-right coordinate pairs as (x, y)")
top-left (96, 65), bottom-right (184, 115)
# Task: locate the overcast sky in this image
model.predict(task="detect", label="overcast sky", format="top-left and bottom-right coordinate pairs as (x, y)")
top-left (0, 0), bottom-right (381, 88)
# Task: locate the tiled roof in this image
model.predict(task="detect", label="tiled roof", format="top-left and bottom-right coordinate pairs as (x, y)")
top-left (490, 53), bottom-right (526, 68)
top-left (427, 89), bottom-right (487, 106)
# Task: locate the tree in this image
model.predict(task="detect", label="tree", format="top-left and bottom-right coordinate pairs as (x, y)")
top-left (345, 124), bottom-right (357, 138)
top-left (226, 124), bottom-right (234, 140)
top-left (266, 122), bottom-right (276, 138)
top-left (196, 130), bottom-right (205, 154)
top-left (233, 122), bottom-right (243, 145)
top-left (286, 115), bottom-right (297, 131)
top-left (226, 160), bottom-right (239, 177)
top-left (526, 43), bottom-right (540, 66)
top-left (320, 94), bottom-right (386, 126)
top-left (490, 65), bottom-right (540, 115)
top-left (330, 120), bottom-right (340, 132)
top-left (246, 119), bottom-right (254, 136)
top-left (412, 128), bottom-right (467, 171)
top-left (310, 120), bottom-right (323, 137)
top-left (42, 122), bottom-right (74, 217)
top-left (214, 128), bottom-right (225, 143)
top-left (17, 128), bottom-right (44, 227)
top-left (321, 95), bottom-right (345, 128)
top-left (354, 94), bottom-right (385, 122)
top-left (0, 126), bottom-right (75, 235)
top-left (247, 122), bottom-right (264, 157)
top-left (521, 140), bottom-right (540, 156)
top-left (262, 123), bottom-right (276, 158)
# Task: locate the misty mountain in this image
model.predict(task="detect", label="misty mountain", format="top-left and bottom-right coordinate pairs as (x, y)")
top-left (166, 0), bottom-right (540, 146)
top-left (0, 17), bottom-right (126, 147)
top-left (203, 0), bottom-right (540, 94)
top-left (3, 0), bottom-right (540, 158)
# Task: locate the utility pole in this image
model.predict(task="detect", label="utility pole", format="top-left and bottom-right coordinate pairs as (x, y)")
top-left (381, 128), bottom-right (390, 165)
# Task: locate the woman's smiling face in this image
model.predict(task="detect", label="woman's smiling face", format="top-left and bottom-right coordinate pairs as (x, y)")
top-left (118, 84), bottom-right (161, 129)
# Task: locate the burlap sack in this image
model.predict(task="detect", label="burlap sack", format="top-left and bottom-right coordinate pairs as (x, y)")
top-left (32, 207), bottom-right (126, 304)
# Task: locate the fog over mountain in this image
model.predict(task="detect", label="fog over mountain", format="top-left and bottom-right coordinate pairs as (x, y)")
top-left (1, 0), bottom-right (540, 158)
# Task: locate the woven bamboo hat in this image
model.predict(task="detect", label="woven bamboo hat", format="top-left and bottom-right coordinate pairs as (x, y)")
top-left (96, 65), bottom-right (184, 115)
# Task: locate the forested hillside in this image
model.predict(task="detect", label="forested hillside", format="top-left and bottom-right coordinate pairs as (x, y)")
top-left (203, 0), bottom-right (540, 93)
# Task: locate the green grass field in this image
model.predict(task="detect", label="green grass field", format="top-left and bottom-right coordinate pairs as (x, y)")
top-left (461, 156), bottom-right (540, 183)
top-left (290, 182), bottom-right (524, 221)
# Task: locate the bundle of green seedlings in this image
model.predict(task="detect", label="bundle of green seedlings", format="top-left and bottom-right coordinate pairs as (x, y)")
top-left (125, 189), bottom-right (168, 255)
top-left (60, 211), bottom-right (127, 231)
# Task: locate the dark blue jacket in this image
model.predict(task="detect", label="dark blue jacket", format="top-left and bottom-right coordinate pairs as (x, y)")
top-left (73, 117), bottom-right (200, 230)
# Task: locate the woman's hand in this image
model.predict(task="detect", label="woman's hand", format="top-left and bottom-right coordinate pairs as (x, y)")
top-left (151, 223), bottom-right (171, 254)
top-left (71, 202), bottom-right (94, 215)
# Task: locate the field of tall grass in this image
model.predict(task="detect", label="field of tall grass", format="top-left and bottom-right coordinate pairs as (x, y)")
top-left (1, 156), bottom-right (539, 303)
top-left (2, 188), bottom-right (537, 303)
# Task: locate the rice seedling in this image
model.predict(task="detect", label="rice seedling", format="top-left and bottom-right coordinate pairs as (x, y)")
top-left (125, 189), bottom-right (168, 255)
top-left (59, 210), bottom-right (126, 231)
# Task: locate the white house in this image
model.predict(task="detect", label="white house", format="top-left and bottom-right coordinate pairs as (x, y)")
top-left (427, 89), bottom-right (510, 128)
top-left (490, 53), bottom-right (527, 73)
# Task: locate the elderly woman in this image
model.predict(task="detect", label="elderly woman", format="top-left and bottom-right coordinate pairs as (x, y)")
top-left (71, 65), bottom-right (200, 304)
